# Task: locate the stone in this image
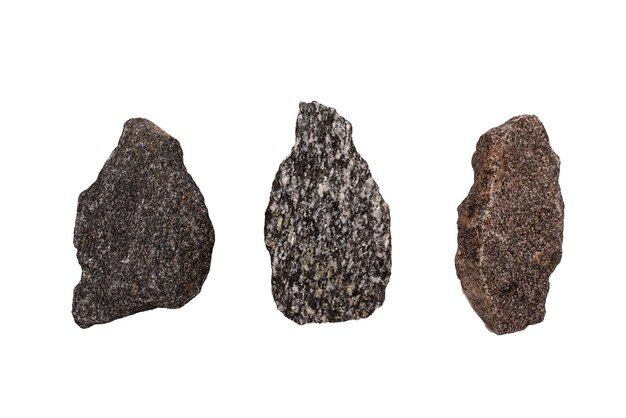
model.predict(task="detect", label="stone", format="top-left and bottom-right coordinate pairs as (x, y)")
top-left (455, 115), bottom-right (564, 334)
top-left (265, 102), bottom-right (392, 324)
top-left (72, 118), bottom-right (214, 328)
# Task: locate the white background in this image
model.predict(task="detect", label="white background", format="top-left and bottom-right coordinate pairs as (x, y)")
top-left (1, 1), bottom-right (624, 416)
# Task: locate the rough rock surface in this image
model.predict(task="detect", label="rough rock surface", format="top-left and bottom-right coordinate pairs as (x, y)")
top-left (73, 119), bottom-right (214, 328)
top-left (456, 115), bottom-right (564, 334)
top-left (265, 102), bottom-right (391, 324)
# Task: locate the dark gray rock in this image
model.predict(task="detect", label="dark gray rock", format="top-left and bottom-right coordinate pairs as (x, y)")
top-left (265, 102), bottom-right (391, 324)
top-left (73, 119), bottom-right (214, 328)
top-left (455, 115), bottom-right (564, 334)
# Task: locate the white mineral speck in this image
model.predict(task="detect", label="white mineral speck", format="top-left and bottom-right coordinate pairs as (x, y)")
top-left (317, 181), bottom-right (330, 197)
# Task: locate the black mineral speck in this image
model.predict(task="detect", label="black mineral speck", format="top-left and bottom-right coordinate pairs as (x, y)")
top-left (265, 102), bottom-right (392, 324)
top-left (72, 118), bottom-right (215, 328)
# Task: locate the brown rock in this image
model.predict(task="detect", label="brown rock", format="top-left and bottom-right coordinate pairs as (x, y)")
top-left (455, 115), bottom-right (564, 334)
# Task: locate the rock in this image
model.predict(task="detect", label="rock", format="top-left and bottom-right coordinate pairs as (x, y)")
top-left (265, 102), bottom-right (392, 324)
top-left (72, 119), bottom-right (214, 328)
top-left (455, 115), bottom-right (564, 334)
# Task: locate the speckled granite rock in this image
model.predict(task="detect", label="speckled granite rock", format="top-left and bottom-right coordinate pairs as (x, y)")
top-left (72, 119), bottom-right (214, 328)
top-left (265, 102), bottom-right (391, 324)
top-left (456, 115), bottom-right (564, 334)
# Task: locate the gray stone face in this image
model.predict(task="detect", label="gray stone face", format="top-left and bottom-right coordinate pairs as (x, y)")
top-left (456, 115), bottom-right (564, 334)
top-left (265, 102), bottom-right (391, 324)
top-left (72, 119), bottom-right (214, 328)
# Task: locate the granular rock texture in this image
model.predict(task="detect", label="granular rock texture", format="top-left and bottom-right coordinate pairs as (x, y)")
top-left (456, 115), bottom-right (564, 334)
top-left (265, 102), bottom-right (391, 324)
top-left (73, 119), bottom-right (214, 328)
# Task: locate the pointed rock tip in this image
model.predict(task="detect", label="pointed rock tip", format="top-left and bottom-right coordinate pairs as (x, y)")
top-left (297, 101), bottom-right (350, 128)
top-left (296, 101), bottom-right (352, 144)
top-left (485, 114), bottom-right (546, 140)
top-left (122, 118), bottom-right (169, 138)
top-left (299, 101), bottom-right (337, 116)
top-left (502, 114), bottom-right (543, 128)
